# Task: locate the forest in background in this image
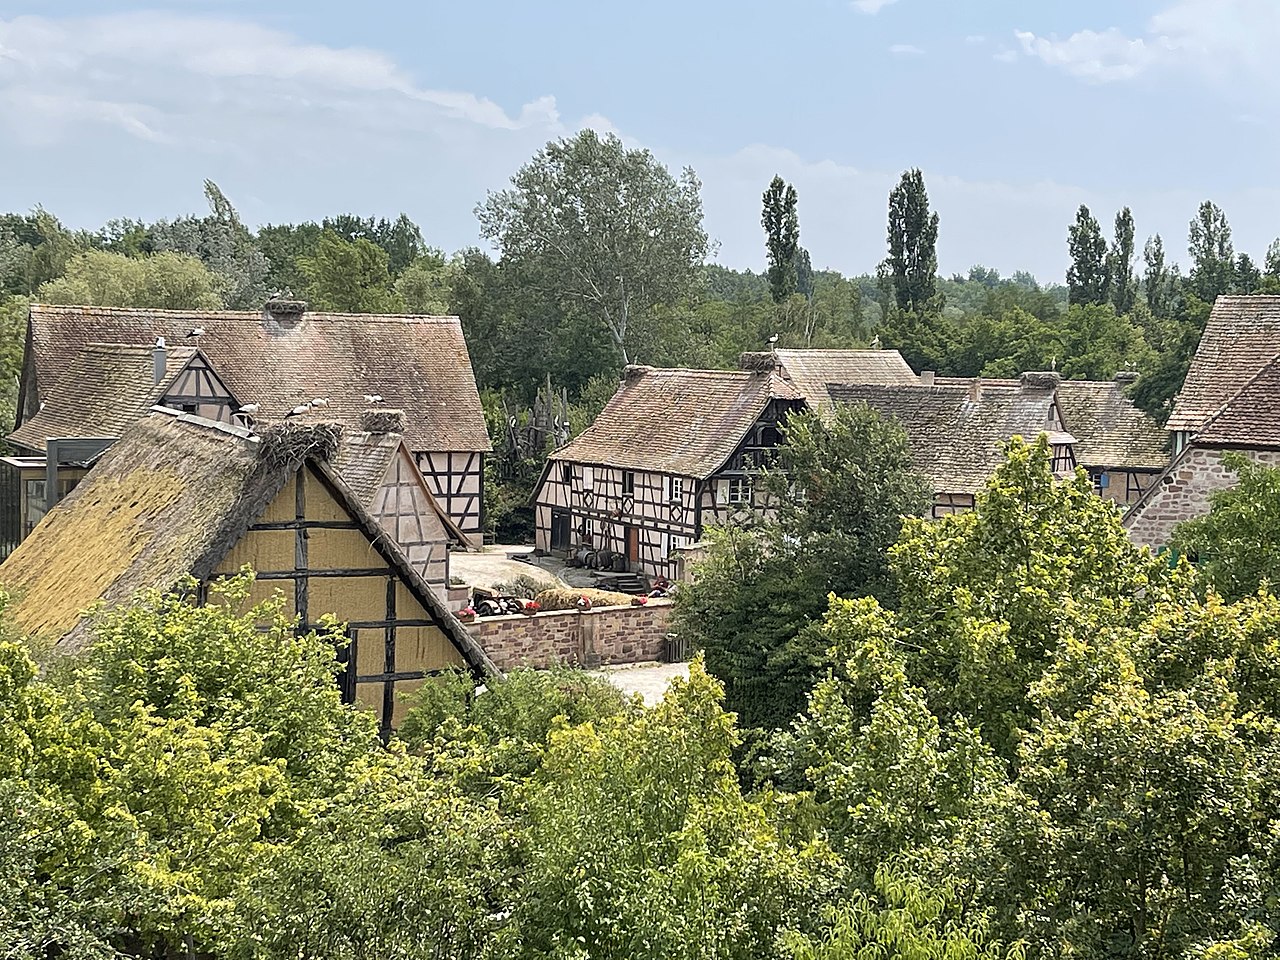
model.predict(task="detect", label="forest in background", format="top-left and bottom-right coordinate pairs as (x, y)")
top-left (3, 129), bottom-right (1276, 535)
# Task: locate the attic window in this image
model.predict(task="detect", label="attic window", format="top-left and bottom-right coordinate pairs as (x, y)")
top-left (622, 471), bottom-right (635, 495)
top-left (561, 462), bottom-right (572, 485)
top-left (668, 476), bottom-right (684, 502)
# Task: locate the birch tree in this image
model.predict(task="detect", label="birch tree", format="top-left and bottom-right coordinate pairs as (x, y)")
top-left (477, 130), bottom-right (709, 364)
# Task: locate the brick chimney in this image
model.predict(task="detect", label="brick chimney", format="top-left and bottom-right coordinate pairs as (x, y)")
top-left (968, 379), bottom-right (982, 403)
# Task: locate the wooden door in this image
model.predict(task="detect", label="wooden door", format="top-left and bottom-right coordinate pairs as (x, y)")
top-left (624, 526), bottom-right (640, 566)
top-left (550, 509), bottom-right (571, 551)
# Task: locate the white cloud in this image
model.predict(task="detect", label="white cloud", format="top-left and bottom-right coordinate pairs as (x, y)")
top-left (851, 0), bottom-right (899, 14)
top-left (889, 44), bottom-right (924, 56)
top-left (1014, 0), bottom-right (1280, 89)
top-left (1013, 28), bottom-right (1156, 83)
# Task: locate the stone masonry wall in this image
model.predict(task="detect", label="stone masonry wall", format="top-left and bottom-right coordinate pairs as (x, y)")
top-left (1125, 447), bottom-right (1280, 549)
top-left (466, 600), bottom-right (673, 672)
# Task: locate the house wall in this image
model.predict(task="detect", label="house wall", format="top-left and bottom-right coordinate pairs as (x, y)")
top-left (369, 446), bottom-right (452, 594)
top-left (1125, 447), bottom-right (1280, 549)
top-left (161, 356), bottom-right (236, 423)
top-left (534, 398), bottom-right (803, 581)
top-left (1090, 467), bottom-right (1161, 507)
top-left (535, 462), bottom-right (698, 582)
top-left (212, 463), bottom-right (468, 731)
top-left (466, 600), bottom-right (673, 671)
top-left (417, 450), bottom-right (484, 546)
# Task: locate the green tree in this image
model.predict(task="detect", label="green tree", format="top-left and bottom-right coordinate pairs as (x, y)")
top-left (37, 250), bottom-right (223, 310)
top-left (298, 229), bottom-right (401, 313)
top-left (477, 129), bottom-right (709, 363)
top-left (675, 404), bottom-right (931, 733)
top-left (763, 175), bottom-right (800, 303)
top-left (1108, 206), bottom-right (1138, 314)
top-left (1188, 200), bottom-right (1235, 303)
top-left (1067, 204), bottom-right (1109, 306)
top-left (885, 168), bottom-right (940, 313)
top-left (1143, 233), bottom-right (1173, 317)
top-left (150, 181), bottom-right (270, 308)
top-left (394, 250), bottom-right (459, 314)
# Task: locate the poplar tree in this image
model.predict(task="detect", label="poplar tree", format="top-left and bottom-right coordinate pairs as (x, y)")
top-left (1066, 205), bottom-right (1108, 306)
top-left (761, 175), bottom-right (799, 303)
top-left (1107, 207), bottom-right (1137, 315)
top-left (885, 169), bottom-right (939, 312)
top-left (1187, 200), bottom-right (1235, 303)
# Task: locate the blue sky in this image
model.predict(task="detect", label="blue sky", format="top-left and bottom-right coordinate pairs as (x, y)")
top-left (1, 1), bottom-right (1277, 283)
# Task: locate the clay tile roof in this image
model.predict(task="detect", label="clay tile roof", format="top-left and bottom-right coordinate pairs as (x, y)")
top-left (1054, 378), bottom-right (1169, 470)
top-left (9, 342), bottom-right (198, 452)
top-left (0, 409), bottom-right (493, 672)
top-left (334, 422), bottom-right (470, 546)
top-left (827, 382), bottom-right (1063, 494)
top-left (1195, 355), bottom-right (1280, 449)
top-left (550, 366), bottom-right (806, 479)
top-left (22, 304), bottom-right (490, 453)
top-left (771, 348), bottom-right (918, 406)
top-left (1167, 296), bottom-right (1280, 434)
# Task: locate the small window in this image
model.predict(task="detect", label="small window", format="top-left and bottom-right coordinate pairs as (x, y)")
top-left (622, 471), bottom-right (635, 495)
top-left (726, 477), bottom-right (750, 504)
top-left (668, 477), bottom-right (684, 501)
top-left (667, 534), bottom-right (689, 558)
top-left (561, 462), bottom-right (572, 485)
top-left (582, 466), bottom-right (594, 490)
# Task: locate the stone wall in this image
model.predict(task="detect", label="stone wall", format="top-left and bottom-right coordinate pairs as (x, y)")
top-left (1125, 446), bottom-right (1280, 548)
top-left (466, 600), bottom-right (674, 671)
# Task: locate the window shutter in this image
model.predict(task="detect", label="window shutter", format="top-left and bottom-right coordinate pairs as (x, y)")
top-left (717, 481), bottom-right (728, 505)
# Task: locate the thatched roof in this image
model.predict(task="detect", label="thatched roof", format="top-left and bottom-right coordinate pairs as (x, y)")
top-left (9, 342), bottom-right (200, 452)
top-left (827, 381), bottom-right (1072, 494)
top-left (0, 408), bottom-right (494, 673)
top-left (1054, 375), bottom-right (1169, 470)
top-left (549, 365), bottom-right (805, 478)
top-left (1167, 296), bottom-right (1280, 434)
top-left (20, 304), bottom-right (490, 453)
top-left (766, 348), bottom-right (919, 407)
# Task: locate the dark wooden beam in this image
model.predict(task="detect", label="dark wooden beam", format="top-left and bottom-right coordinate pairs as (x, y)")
top-left (294, 470), bottom-right (308, 625)
top-left (248, 519), bottom-right (359, 531)
top-left (382, 576), bottom-right (396, 733)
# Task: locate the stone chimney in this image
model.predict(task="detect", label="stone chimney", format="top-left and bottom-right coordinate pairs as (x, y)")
top-left (920, 370), bottom-right (935, 388)
top-left (1114, 370), bottom-right (1140, 389)
top-left (359, 409), bottom-right (406, 435)
top-left (739, 351), bottom-right (783, 374)
top-left (968, 379), bottom-right (982, 403)
top-left (153, 337), bottom-right (167, 385)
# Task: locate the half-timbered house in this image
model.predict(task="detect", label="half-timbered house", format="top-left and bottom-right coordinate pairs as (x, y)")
top-left (534, 364), bottom-right (807, 581)
top-left (1126, 296), bottom-right (1280, 549)
top-left (334, 409), bottom-right (470, 602)
top-left (828, 372), bottom-right (1077, 517)
top-left (0, 408), bottom-right (496, 732)
top-left (12, 300), bottom-right (490, 544)
top-left (1053, 372), bottom-right (1169, 506)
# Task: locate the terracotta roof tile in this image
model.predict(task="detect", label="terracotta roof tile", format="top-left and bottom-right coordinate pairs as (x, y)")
top-left (22, 304), bottom-right (490, 453)
top-left (550, 366), bottom-right (805, 479)
top-left (772, 348), bottom-right (918, 406)
top-left (827, 382), bottom-right (1064, 494)
top-left (1195, 355), bottom-right (1280, 449)
top-left (9, 342), bottom-right (198, 452)
top-left (1167, 296), bottom-right (1280, 434)
top-left (1054, 378), bottom-right (1169, 470)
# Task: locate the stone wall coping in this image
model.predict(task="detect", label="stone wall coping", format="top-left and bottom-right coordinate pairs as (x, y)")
top-left (465, 598), bottom-right (673, 631)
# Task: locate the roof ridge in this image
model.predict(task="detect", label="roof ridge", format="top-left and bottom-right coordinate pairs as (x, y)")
top-left (30, 303), bottom-right (461, 324)
top-left (1194, 351), bottom-right (1280, 439)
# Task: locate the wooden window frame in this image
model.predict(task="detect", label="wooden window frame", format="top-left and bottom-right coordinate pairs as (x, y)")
top-left (668, 476), bottom-right (684, 502)
top-left (726, 476), bottom-right (750, 504)
top-left (622, 470), bottom-right (635, 495)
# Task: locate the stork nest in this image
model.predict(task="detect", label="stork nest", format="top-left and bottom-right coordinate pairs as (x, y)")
top-left (1020, 371), bottom-right (1062, 389)
top-left (259, 422), bottom-right (342, 467)
top-left (739, 351), bottom-right (781, 372)
top-left (358, 409), bottom-right (406, 435)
